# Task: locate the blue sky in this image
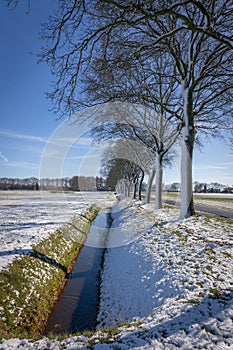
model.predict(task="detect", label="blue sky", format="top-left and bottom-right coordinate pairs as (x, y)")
top-left (0, 1), bottom-right (232, 185)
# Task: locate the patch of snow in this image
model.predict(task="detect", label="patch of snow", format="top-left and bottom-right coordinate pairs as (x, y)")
top-left (0, 197), bottom-right (232, 349)
top-left (0, 190), bottom-right (115, 271)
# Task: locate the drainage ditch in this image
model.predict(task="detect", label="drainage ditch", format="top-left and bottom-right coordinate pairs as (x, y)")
top-left (44, 210), bottom-right (112, 335)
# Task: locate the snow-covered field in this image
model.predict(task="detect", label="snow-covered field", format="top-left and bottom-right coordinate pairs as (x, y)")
top-left (193, 193), bottom-right (233, 211)
top-left (164, 192), bottom-right (233, 211)
top-left (97, 202), bottom-right (233, 349)
top-left (0, 190), bottom-right (115, 271)
top-left (0, 194), bottom-right (232, 349)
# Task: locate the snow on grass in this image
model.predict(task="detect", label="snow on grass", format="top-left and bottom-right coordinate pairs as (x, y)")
top-left (0, 196), bottom-right (232, 349)
top-left (0, 200), bottom-right (110, 338)
top-left (163, 192), bottom-right (233, 211)
top-left (0, 190), bottom-right (115, 270)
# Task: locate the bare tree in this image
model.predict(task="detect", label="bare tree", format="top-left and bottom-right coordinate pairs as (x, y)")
top-left (162, 12), bottom-right (233, 217)
top-left (7, 0), bottom-right (233, 218)
top-left (92, 109), bottom-right (178, 208)
top-left (102, 157), bottom-right (140, 197)
top-left (86, 50), bottom-right (181, 208)
top-left (90, 1), bottom-right (233, 217)
top-left (97, 0), bottom-right (233, 49)
top-left (7, 1), bottom-right (233, 49)
top-left (100, 138), bottom-right (153, 199)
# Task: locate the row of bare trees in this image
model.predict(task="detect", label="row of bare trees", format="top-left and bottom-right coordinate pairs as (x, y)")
top-left (8, 0), bottom-right (233, 218)
top-left (0, 177), bottom-right (39, 190)
top-left (0, 177), bottom-right (106, 191)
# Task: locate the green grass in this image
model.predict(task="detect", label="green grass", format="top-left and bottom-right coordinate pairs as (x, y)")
top-left (44, 319), bottom-right (143, 346)
top-left (187, 299), bottom-right (200, 305)
top-left (193, 195), bottom-right (233, 202)
top-left (1, 201), bottom-right (231, 342)
top-left (208, 287), bottom-right (222, 299)
top-left (162, 191), bottom-right (233, 205)
top-left (0, 204), bottom-right (99, 339)
top-left (172, 230), bottom-right (188, 244)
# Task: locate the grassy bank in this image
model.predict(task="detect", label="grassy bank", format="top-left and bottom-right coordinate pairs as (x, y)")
top-left (0, 204), bottom-right (99, 339)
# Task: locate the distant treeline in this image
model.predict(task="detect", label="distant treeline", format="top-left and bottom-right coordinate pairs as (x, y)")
top-left (0, 176), bottom-right (107, 191)
top-left (165, 181), bottom-right (233, 193)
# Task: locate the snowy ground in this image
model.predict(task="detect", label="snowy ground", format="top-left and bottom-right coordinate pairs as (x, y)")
top-left (0, 195), bottom-right (232, 349)
top-left (163, 192), bottom-right (233, 211)
top-left (0, 190), bottom-right (115, 271)
top-left (193, 193), bottom-right (233, 212)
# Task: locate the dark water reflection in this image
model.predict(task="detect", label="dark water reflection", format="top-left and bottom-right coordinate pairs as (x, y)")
top-left (44, 211), bottom-right (111, 335)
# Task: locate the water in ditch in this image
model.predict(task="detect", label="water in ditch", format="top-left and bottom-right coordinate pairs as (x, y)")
top-left (44, 210), bottom-right (112, 335)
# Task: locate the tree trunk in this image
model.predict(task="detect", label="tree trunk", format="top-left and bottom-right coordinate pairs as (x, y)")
top-left (155, 153), bottom-right (163, 210)
top-left (117, 180), bottom-right (121, 195)
top-left (180, 84), bottom-right (195, 219)
top-left (124, 180), bottom-right (128, 197)
top-left (137, 170), bottom-right (144, 201)
top-left (144, 168), bottom-right (155, 204)
top-left (121, 180), bottom-right (124, 195)
top-left (125, 179), bottom-right (130, 197)
top-left (132, 177), bottom-right (137, 199)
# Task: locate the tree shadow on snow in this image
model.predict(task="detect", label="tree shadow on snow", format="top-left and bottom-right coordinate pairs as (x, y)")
top-left (119, 292), bottom-right (233, 347)
top-left (0, 249), bottom-right (68, 274)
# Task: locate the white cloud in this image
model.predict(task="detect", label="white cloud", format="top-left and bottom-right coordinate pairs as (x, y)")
top-left (0, 128), bottom-right (47, 143)
top-left (51, 136), bottom-right (93, 145)
top-left (0, 151), bottom-right (8, 162)
top-left (6, 161), bottom-right (39, 170)
top-left (194, 164), bottom-right (227, 170)
top-left (0, 142), bottom-right (44, 155)
top-left (77, 137), bottom-right (94, 145)
top-left (66, 153), bottom-right (100, 161)
top-left (219, 161), bottom-right (233, 166)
